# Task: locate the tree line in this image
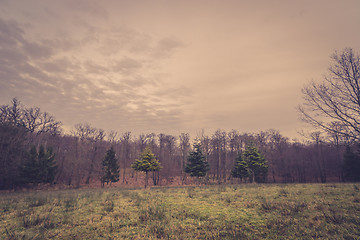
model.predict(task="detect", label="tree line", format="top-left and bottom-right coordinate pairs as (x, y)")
top-left (1, 48), bottom-right (360, 190)
top-left (0, 97), bottom-right (358, 190)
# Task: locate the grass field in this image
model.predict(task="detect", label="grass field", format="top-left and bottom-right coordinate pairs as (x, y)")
top-left (1, 183), bottom-right (360, 239)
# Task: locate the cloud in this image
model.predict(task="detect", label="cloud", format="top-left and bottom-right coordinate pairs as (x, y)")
top-left (64, 0), bottom-right (108, 20)
top-left (153, 37), bottom-right (184, 58)
top-left (84, 61), bottom-right (109, 74)
top-left (41, 57), bottom-right (77, 73)
top-left (0, 9), bottom-right (189, 135)
top-left (0, 18), bottom-right (24, 42)
top-left (153, 86), bottom-right (192, 102)
top-left (42, 37), bottom-right (82, 53)
top-left (22, 41), bottom-right (53, 59)
top-left (112, 57), bottom-right (143, 75)
top-left (95, 26), bottom-right (152, 56)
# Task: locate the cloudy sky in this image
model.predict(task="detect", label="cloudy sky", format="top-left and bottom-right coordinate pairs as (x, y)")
top-left (1, 0), bottom-right (360, 139)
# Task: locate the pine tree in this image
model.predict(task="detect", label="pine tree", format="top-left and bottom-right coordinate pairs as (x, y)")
top-left (38, 145), bottom-right (58, 184)
top-left (131, 147), bottom-right (161, 188)
top-left (101, 147), bottom-right (120, 186)
top-left (20, 145), bottom-right (58, 186)
top-left (231, 152), bottom-right (250, 182)
top-left (45, 147), bottom-right (57, 183)
top-left (20, 146), bottom-right (40, 184)
top-left (185, 143), bottom-right (209, 183)
top-left (243, 145), bottom-right (268, 183)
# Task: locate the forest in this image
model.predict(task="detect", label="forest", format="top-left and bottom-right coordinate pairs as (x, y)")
top-left (0, 97), bottom-right (356, 191)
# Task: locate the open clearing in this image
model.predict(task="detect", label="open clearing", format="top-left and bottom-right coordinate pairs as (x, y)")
top-left (1, 183), bottom-right (360, 239)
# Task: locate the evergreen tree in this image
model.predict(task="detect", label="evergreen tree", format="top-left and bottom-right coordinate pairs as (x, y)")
top-left (343, 145), bottom-right (360, 182)
top-left (101, 147), bottom-right (120, 186)
top-left (38, 145), bottom-right (58, 184)
top-left (243, 145), bottom-right (268, 183)
top-left (45, 147), bottom-right (57, 183)
top-left (131, 147), bottom-right (161, 188)
top-left (20, 145), bottom-right (58, 186)
top-left (185, 143), bottom-right (209, 183)
top-left (231, 152), bottom-right (250, 182)
top-left (20, 146), bottom-right (40, 184)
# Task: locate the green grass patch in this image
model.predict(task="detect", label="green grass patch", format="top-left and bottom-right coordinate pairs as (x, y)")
top-left (0, 183), bottom-right (360, 239)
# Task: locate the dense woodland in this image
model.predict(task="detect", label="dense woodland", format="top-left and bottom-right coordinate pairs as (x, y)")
top-left (1, 97), bottom-right (357, 190)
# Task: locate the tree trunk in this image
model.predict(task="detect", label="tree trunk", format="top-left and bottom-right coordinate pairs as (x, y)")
top-left (86, 145), bottom-right (97, 184)
top-left (145, 171), bottom-right (149, 188)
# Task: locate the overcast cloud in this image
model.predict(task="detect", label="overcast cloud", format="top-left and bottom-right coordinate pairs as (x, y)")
top-left (1, 0), bottom-right (360, 139)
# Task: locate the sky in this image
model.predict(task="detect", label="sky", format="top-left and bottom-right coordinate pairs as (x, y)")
top-left (1, 0), bottom-right (360, 140)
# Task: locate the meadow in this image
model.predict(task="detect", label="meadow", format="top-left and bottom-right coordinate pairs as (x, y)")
top-left (1, 183), bottom-right (360, 239)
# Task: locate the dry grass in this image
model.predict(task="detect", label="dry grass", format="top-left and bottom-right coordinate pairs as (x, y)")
top-left (1, 183), bottom-right (360, 239)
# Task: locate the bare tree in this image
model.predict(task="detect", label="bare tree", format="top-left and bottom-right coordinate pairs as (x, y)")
top-left (179, 133), bottom-right (190, 183)
top-left (107, 130), bottom-right (118, 143)
top-left (121, 131), bottom-right (132, 183)
top-left (72, 123), bottom-right (105, 142)
top-left (164, 134), bottom-right (177, 183)
top-left (210, 129), bottom-right (227, 183)
top-left (0, 98), bottom-right (23, 126)
top-left (299, 48), bottom-right (360, 141)
top-left (137, 134), bottom-right (147, 152)
top-left (0, 98), bottom-right (62, 136)
top-left (72, 123), bottom-right (106, 185)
